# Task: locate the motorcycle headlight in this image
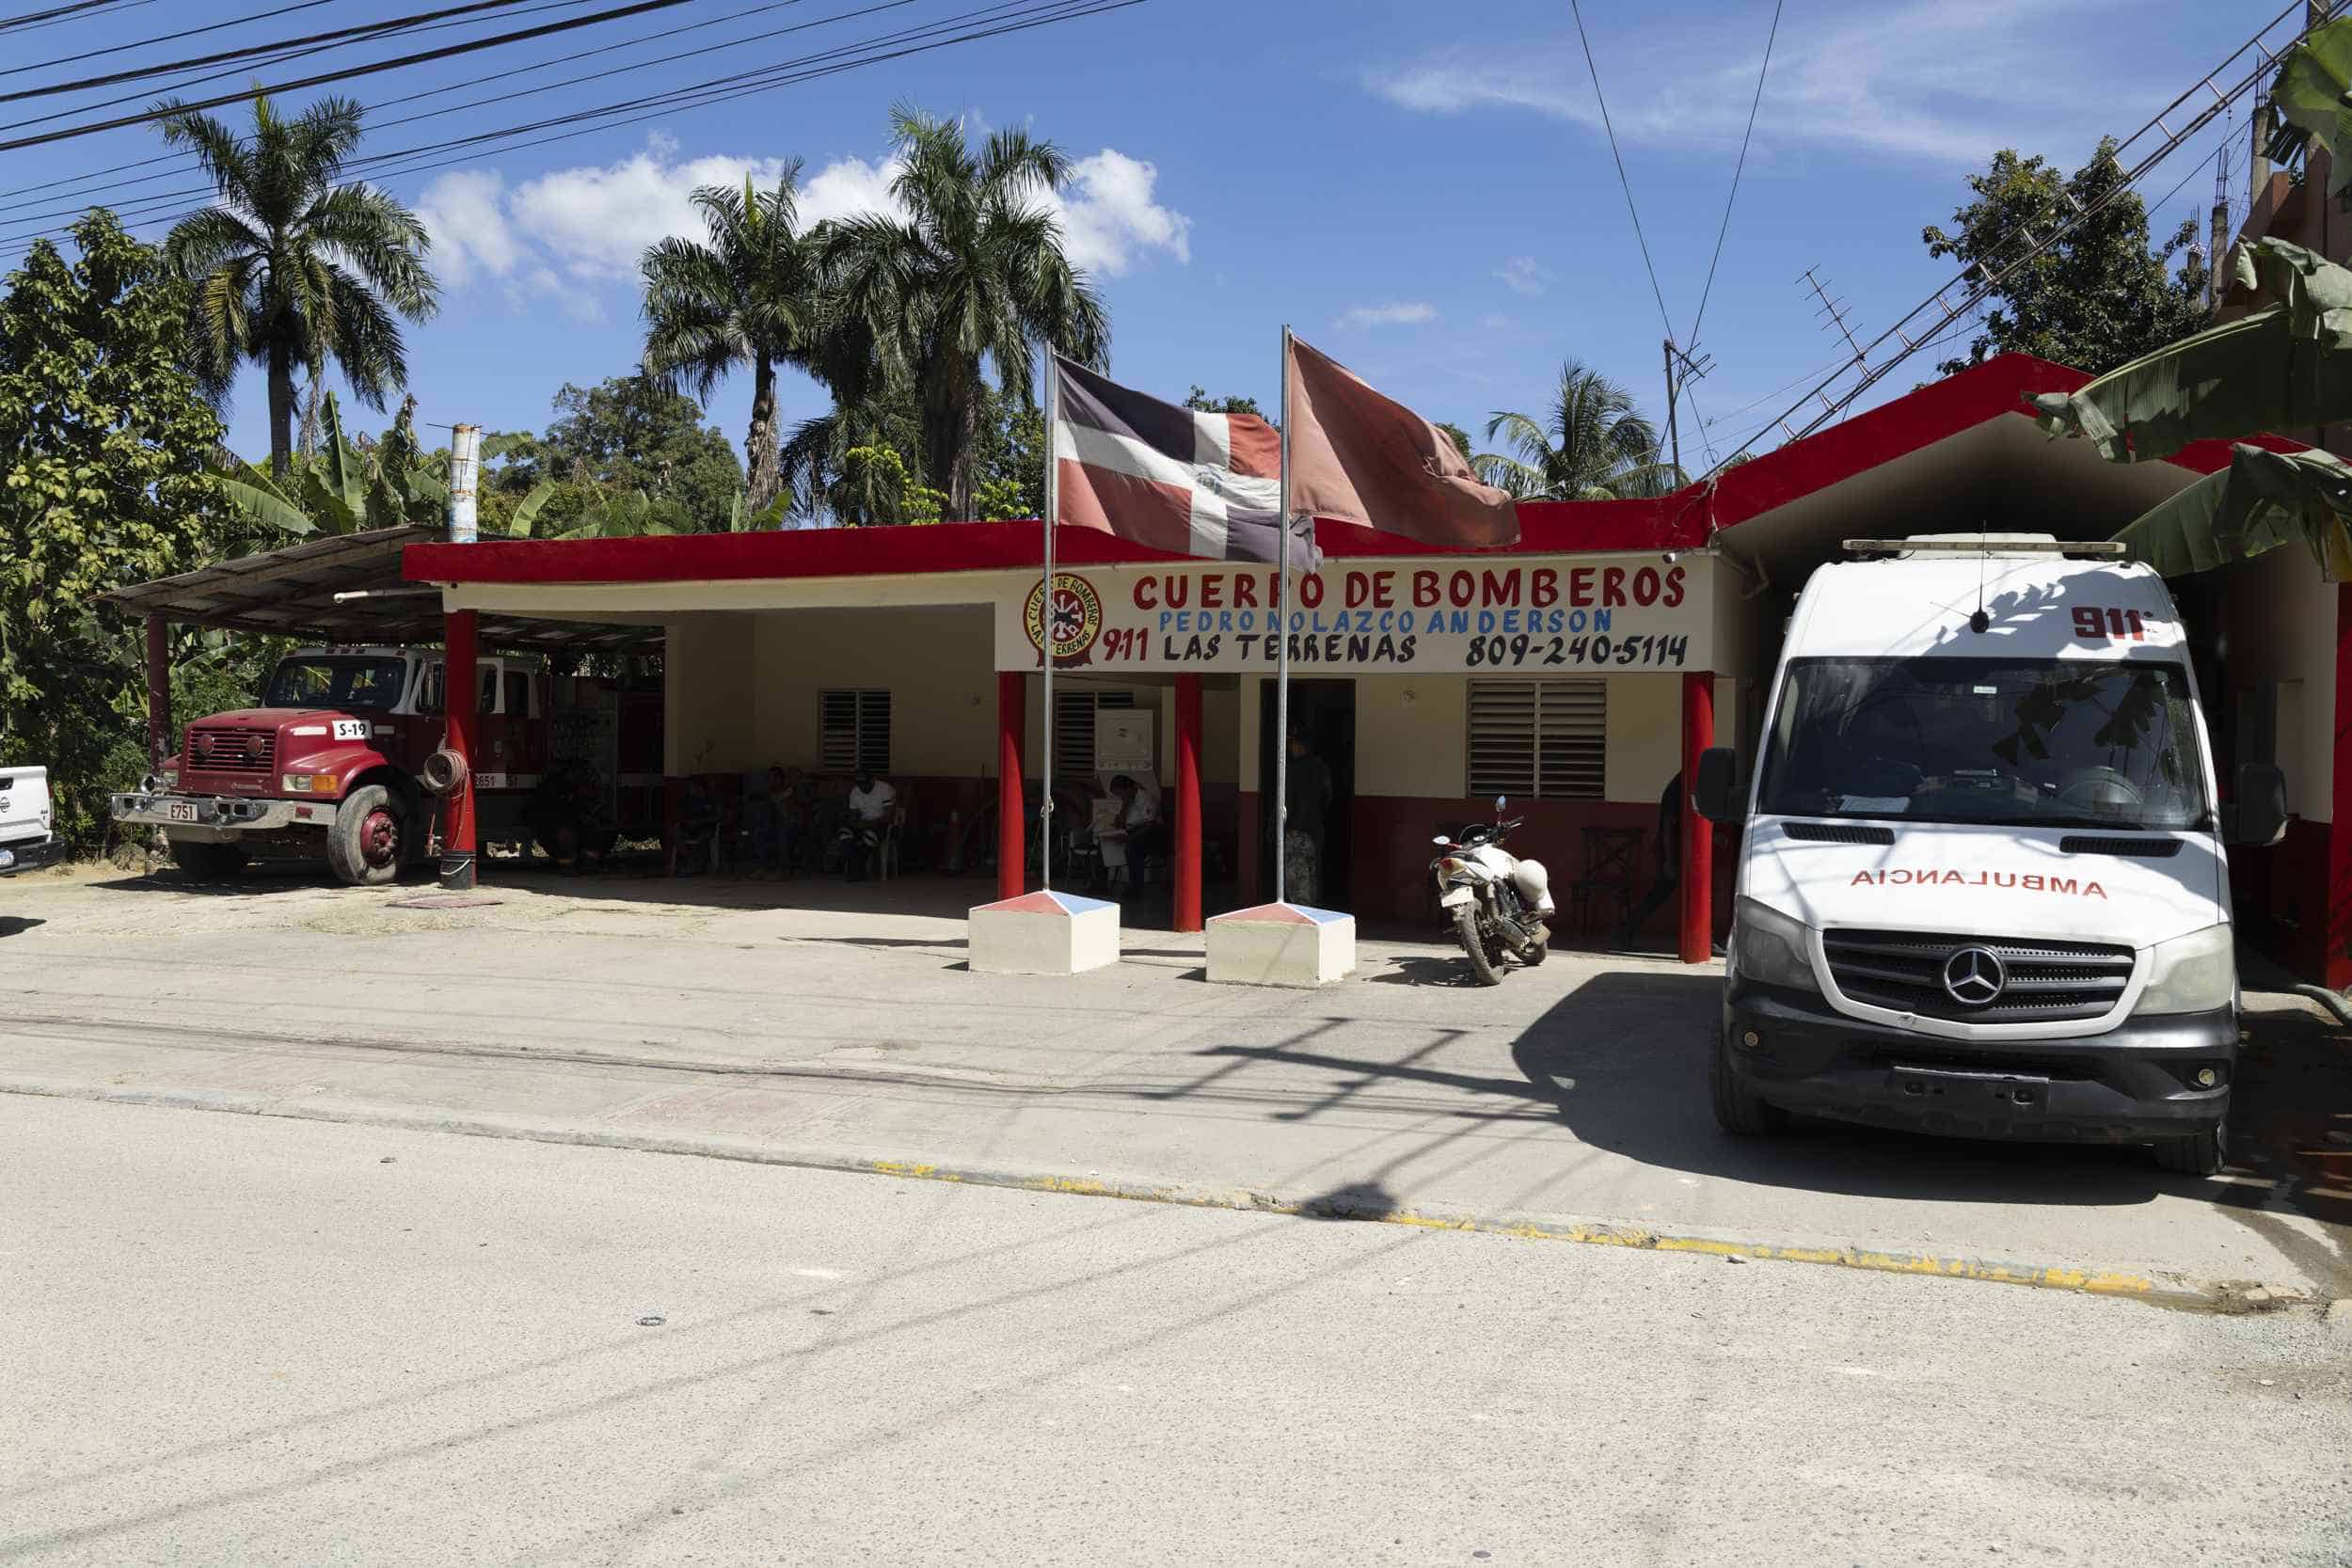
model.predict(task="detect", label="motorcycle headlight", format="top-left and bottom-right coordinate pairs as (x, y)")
top-left (2135, 925), bottom-right (2236, 1016)
top-left (1732, 897), bottom-right (1819, 993)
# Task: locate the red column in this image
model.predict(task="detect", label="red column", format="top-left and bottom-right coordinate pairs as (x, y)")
top-left (144, 613), bottom-right (171, 778)
top-left (997, 670), bottom-right (1025, 902)
top-left (1174, 673), bottom-right (1203, 933)
top-left (441, 610), bottom-right (480, 891)
top-left (1679, 671), bottom-right (1715, 965)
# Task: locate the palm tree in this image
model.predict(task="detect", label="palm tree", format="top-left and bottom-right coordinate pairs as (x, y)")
top-left (640, 167), bottom-right (820, 516)
top-left (819, 105), bottom-right (1108, 520)
top-left (157, 93), bottom-right (437, 480)
top-left (1477, 360), bottom-right (1681, 500)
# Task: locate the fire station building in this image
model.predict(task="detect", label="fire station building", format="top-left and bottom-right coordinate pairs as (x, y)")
top-left (402, 355), bottom-right (2352, 985)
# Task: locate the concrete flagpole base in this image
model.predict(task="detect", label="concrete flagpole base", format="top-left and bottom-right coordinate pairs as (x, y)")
top-left (968, 891), bottom-right (1121, 975)
top-left (1205, 901), bottom-right (1356, 988)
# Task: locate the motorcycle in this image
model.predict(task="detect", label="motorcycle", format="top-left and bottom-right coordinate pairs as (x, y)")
top-left (1430, 798), bottom-right (1554, 986)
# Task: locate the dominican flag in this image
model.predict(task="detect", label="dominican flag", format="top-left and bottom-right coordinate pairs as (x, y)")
top-left (1051, 356), bottom-right (1318, 566)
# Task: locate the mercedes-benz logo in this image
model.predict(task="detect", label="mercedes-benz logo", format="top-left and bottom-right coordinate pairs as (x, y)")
top-left (1941, 946), bottom-right (2007, 1007)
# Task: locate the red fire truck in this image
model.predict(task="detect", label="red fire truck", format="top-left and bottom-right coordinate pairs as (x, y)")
top-left (111, 644), bottom-right (660, 884)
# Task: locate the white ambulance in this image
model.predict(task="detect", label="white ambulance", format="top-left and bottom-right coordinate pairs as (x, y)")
top-left (1694, 535), bottom-right (2286, 1174)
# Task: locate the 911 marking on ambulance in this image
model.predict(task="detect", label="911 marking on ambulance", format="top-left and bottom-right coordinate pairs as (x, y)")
top-left (2072, 607), bottom-right (2153, 642)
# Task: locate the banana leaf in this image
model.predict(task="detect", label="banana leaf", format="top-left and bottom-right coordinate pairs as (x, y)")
top-left (2270, 18), bottom-right (2352, 199)
top-left (509, 480), bottom-right (558, 537)
top-left (295, 466), bottom-right (359, 535)
top-left (215, 465), bottom-right (316, 536)
top-left (320, 391), bottom-right (369, 518)
top-left (2026, 238), bottom-right (2352, 463)
top-left (2112, 441), bottom-right (2352, 579)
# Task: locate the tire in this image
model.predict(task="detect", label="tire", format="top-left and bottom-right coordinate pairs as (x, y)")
top-left (1711, 1031), bottom-right (1788, 1136)
top-left (167, 839), bottom-right (246, 879)
top-left (1453, 903), bottom-right (1502, 986)
top-left (2153, 1119), bottom-right (2226, 1176)
top-left (327, 784), bottom-right (405, 887)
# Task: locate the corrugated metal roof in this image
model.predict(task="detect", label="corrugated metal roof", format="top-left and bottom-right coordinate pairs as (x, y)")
top-left (102, 525), bottom-right (660, 651)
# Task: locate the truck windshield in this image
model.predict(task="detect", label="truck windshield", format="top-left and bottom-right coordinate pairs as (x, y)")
top-left (264, 657), bottom-right (409, 711)
top-left (1757, 657), bottom-right (2209, 832)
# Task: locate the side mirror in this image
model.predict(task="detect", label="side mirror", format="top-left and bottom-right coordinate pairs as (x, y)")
top-left (1431, 834), bottom-right (1453, 847)
top-left (1694, 747), bottom-right (1743, 824)
top-left (1495, 796), bottom-right (1507, 815)
top-left (2227, 762), bottom-right (2287, 847)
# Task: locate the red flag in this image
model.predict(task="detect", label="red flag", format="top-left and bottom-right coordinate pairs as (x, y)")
top-left (1283, 335), bottom-right (1519, 548)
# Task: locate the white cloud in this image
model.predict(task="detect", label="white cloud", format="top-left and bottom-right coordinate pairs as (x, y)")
top-left (1363, 0), bottom-right (2127, 165)
top-left (416, 170), bottom-right (519, 288)
top-left (416, 134), bottom-right (1192, 325)
top-left (1495, 256), bottom-right (1553, 297)
top-left (1480, 312), bottom-right (1516, 331)
top-left (1054, 150), bottom-right (1190, 275)
top-left (1337, 301), bottom-right (1437, 330)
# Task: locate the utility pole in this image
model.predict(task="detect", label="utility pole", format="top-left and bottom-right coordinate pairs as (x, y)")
top-left (1662, 338), bottom-right (1680, 478)
top-left (2210, 128), bottom-right (2233, 309)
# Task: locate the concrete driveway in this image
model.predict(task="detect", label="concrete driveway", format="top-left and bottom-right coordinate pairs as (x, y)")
top-left (4, 862), bottom-right (2348, 1307)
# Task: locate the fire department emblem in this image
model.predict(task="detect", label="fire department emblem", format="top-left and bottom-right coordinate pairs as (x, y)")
top-left (1024, 572), bottom-right (1102, 667)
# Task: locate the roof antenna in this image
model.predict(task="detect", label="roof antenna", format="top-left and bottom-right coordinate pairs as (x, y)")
top-left (1969, 517), bottom-right (1991, 634)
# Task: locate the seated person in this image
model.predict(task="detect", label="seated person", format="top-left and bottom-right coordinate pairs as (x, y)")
top-left (836, 769), bottom-right (898, 881)
top-left (670, 777), bottom-right (721, 875)
top-left (525, 761), bottom-right (614, 874)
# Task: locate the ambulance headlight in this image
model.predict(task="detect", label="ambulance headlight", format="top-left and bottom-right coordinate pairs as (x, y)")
top-left (1732, 898), bottom-right (1818, 993)
top-left (2135, 925), bottom-right (2236, 1016)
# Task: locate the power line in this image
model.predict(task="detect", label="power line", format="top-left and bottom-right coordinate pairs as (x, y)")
top-left (1567, 0), bottom-right (1673, 341)
top-left (0, 0), bottom-right (551, 110)
top-left (0, 0), bottom-right (1144, 260)
top-left (1714, 0), bottom-right (2333, 471)
top-left (2, 0), bottom-right (339, 82)
top-left (0, 0), bottom-right (123, 33)
top-left (1688, 0), bottom-right (1782, 349)
top-left (0, 0), bottom-right (980, 241)
top-left (0, 0), bottom-right (160, 39)
top-left (0, 0), bottom-right (706, 153)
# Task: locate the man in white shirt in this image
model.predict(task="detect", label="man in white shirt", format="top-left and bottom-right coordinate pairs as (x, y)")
top-left (1097, 774), bottom-right (1157, 890)
top-left (840, 769), bottom-right (897, 881)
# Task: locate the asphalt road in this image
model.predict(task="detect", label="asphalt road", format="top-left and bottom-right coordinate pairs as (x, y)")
top-left (5, 1097), bottom-right (2349, 1567)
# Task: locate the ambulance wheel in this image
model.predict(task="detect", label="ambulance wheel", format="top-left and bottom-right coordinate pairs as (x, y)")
top-left (2153, 1120), bottom-right (2226, 1177)
top-left (328, 784), bottom-right (403, 887)
top-left (1712, 1032), bottom-right (1788, 1136)
top-left (168, 839), bottom-right (246, 879)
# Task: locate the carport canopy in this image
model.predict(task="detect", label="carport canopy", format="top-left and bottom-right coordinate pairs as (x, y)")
top-left (103, 523), bottom-right (660, 652)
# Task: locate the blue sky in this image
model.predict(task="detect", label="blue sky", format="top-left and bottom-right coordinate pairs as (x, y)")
top-left (0, 0), bottom-right (2287, 487)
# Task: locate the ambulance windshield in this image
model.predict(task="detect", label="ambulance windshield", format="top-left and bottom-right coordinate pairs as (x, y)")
top-left (1756, 657), bottom-right (2209, 832)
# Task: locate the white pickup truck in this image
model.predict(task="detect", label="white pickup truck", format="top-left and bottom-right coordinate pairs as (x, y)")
top-left (0, 764), bottom-right (60, 876)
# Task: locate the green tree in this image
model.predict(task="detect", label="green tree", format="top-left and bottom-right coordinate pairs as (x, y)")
top-left (1184, 386), bottom-right (1263, 417)
top-left (641, 169), bottom-right (821, 515)
top-left (1923, 138), bottom-right (2210, 377)
top-left (0, 211), bottom-right (241, 847)
top-left (1434, 420), bottom-right (1474, 462)
top-left (1477, 361), bottom-right (1678, 499)
top-left (156, 93), bottom-right (438, 479)
top-left (493, 374), bottom-right (745, 531)
top-left (820, 105), bottom-right (1108, 521)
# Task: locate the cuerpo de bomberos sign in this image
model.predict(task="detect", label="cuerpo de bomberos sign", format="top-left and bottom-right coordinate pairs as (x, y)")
top-left (993, 552), bottom-right (1713, 674)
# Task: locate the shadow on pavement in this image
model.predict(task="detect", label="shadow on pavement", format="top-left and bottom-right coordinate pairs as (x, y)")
top-left (0, 915), bottom-right (44, 937)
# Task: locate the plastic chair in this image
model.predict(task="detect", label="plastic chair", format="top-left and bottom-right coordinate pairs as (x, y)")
top-left (1573, 826), bottom-right (1645, 935)
top-left (875, 805), bottom-right (907, 880)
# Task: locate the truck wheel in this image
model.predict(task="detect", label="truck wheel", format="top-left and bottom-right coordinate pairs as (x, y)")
top-left (1711, 1032), bottom-right (1788, 1136)
top-left (2153, 1120), bottom-right (2226, 1177)
top-left (1453, 905), bottom-right (1502, 986)
top-left (168, 839), bottom-right (246, 879)
top-left (327, 784), bottom-right (405, 887)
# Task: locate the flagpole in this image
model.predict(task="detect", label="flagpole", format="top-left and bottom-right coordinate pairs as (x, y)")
top-left (1041, 350), bottom-right (1058, 894)
top-left (1274, 324), bottom-right (1293, 907)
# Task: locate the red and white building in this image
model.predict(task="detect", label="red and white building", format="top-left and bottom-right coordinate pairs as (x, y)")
top-left (401, 354), bottom-right (2352, 986)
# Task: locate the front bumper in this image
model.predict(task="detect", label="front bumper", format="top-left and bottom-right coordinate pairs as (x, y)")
top-left (110, 792), bottom-right (310, 841)
top-left (0, 835), bottom-right (62, 875)
top-left (1724, 979), bottom-right (2235, 1143)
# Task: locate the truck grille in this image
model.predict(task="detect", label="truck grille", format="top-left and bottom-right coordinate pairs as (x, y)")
top-left (1822, 927), bottom-right (2136, 1024)
top-left (185, 725), bottom-right (275, 775)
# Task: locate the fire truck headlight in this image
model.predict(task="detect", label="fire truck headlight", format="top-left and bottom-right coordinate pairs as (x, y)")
top-left (280, 772), bottom-right (340, 795)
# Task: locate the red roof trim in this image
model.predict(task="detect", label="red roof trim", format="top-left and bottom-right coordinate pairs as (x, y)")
top-left (403, 355), bottom-right (2292, 589)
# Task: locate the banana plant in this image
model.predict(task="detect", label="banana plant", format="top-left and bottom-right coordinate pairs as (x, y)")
top-left (210, 391), bottom-right (474, 539)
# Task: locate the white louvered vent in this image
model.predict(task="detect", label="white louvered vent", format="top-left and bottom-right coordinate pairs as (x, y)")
top-left (1468, 679), bottom-right (1605, 800)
